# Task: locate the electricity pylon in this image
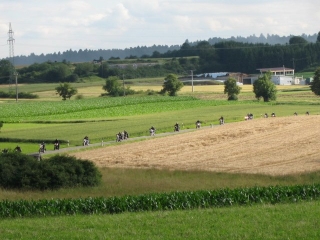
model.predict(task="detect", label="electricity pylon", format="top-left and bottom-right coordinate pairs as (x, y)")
top-left (7, 22), bottom-right (18, 101)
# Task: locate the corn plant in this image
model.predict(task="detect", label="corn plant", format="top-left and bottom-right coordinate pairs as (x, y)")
top-left (0, 184), bottom-right (319, 218)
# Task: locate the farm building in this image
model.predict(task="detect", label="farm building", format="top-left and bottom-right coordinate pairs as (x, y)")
top-left (243, 67), bottom-right (298, 85)
top-left (258, 67), bottom-right (294, 85)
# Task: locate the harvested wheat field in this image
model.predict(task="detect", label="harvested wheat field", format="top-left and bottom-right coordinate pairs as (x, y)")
top-left (73, 115), bottom-right (320, 176)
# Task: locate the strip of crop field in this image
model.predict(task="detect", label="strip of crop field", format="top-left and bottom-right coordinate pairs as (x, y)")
top-left (0, 96), bottom-right (255, 122)
top-left (0, 184), bottom-right (319, 218)
top-left (3, 96), bottom-right (316, 123)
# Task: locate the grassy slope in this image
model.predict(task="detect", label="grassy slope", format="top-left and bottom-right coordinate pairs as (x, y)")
top-left (2, 168), bottom-right (320, 201)
top-left (1, 101), bottom-right (320, 153)
top-left (0, 77), bottom-right (320, 238)
top-left (1, 201), bottom-right (319, 239)
top-left (0, 83), bottom-right (318, 154)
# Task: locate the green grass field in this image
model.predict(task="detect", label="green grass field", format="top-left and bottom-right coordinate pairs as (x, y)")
top-left (1, 100), bottom-right (319, 153)
top-left (0, 76), bottom-right (320, 239)
top-left (0, 81), bottom-right (318, 153)
top-left (1, 202), bottom-right (319, 239)
top-left (2, 168), bottom-right (320, 201)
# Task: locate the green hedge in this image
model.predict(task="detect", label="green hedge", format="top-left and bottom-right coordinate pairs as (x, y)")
top-left (0, 137), bottom-right (69, 144)
top-left (0, 152), bottom-right (101, 190)
top-left (0, 184), bottom-right (319, 218)
top-left (0, 91), bottom-right (38, 99)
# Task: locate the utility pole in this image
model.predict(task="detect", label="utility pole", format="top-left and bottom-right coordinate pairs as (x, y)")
top-left (101, 63), bottom-right (103, 78)
top-left (292, 58), bottom-right (295, 84)
top-left (123, 74), bottom-right (125, 96)
top-left (292, 58), bottom-right (295, 70)
top-left (190, 70), bottom-right (194, 92)
top-left (15, 72), bottom-right (18, 102)
top-left (7, 23), bottom-right (18, 101)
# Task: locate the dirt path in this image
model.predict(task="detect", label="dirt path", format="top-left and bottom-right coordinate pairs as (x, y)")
top-left (72, 115), bottom-right (320, 176)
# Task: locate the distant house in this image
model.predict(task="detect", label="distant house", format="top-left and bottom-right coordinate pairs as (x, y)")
top-left (92, 59), bottom-right (102, 64)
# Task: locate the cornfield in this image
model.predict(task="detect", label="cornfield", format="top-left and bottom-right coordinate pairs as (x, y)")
top-left (0, 184), bottom-right (319, 218)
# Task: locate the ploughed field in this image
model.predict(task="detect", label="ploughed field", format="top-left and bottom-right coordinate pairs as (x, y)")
top-left (73, 115), bottom-right (320, 176)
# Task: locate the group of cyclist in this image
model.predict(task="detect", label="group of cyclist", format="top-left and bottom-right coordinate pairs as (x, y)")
top-left (148, 117), bottom-right (225, 135)
top-left (4, 111), bottom-right (311, 153)
top-left (294, 111), bottom-right (310, 116)
top-left (244, 113), bottom-right (254, 120)
top-left (116, 130), bottom-right (129, 142)
top-left (39, 139), bottom-right (59, 153)
top-left (263, 111), bottom-right (310, 118)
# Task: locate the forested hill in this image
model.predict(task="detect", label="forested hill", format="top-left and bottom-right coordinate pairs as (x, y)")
top-left (1, 34), bottom-right (320, 84)
top-left (6, 33), bottom-right (318, 65)
top-left (207, 33), bottom-right (317, 45)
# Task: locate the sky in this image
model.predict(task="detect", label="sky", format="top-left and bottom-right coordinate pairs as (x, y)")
top-left (0, 0), bottom-right (319, 59)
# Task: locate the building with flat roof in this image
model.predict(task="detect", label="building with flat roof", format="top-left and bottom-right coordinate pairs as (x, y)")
top-left (243, 66), bottom-right (295, 85)
top-left (257, 67), bottom-right (294, 76)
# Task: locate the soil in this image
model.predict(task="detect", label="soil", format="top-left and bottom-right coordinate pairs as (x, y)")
top-left (72, 115), bottom-right (320, 176)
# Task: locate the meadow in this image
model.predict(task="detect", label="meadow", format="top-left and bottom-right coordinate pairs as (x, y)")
top-left (0, 76), bottom-right (320, 239)
top-left (0, 80), bottom-right (318, 153)
top-left (1, 202), bottom-right (319, 239)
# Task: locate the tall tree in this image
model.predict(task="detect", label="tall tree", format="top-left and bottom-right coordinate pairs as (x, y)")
top-left (102, 76), bottom-right (122, 96)
top-left (0, 60), bottom-right (13, 84)
top-left (253, 72), bottom-right (277, 102)
top-left (310, 67), bottom-right (320, 96)
top-left (55, 82), bottom-right (78, 100)
top-left (161, 74), bottom-right (184, 96)
top-left (317, 31), bottom-right (320, 43)
top-left (43, 63), bottom-right (71, 82)
top-left (224, 77), bottom-right (241, 100)
top-left (289, 36), bottom-right (308, 45)
top-left (74, 62), bottom-right (93, 77)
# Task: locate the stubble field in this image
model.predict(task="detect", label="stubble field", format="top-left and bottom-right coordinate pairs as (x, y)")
top-left (73, 115), bottom-right (320, 176)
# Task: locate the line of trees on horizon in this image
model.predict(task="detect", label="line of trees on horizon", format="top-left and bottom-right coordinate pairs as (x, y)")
top-left (1, 33), bottom-right (320, 84)
top-left (2, 33), bottom-right (319, 66)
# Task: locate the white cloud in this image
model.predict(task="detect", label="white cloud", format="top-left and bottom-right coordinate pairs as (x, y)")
top-left (0, 0), bottom-right (319, 58)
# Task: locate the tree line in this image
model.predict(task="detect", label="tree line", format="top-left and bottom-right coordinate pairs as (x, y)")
top-left (1, 33), bottom-right (318, 66)
top-left (1, 34), bottom-right (320, 85)
top-left (156, 34), bottom-right (320, 73)
top-left (0, 57), bottom-right (199, 84)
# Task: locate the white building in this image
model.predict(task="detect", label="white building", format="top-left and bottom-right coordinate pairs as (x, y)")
top-left (257, 67), bottom-right (294, 85)
top-left (242, 67), bottom-right (295, 85)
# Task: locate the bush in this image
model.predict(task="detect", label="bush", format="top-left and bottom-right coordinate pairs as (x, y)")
top-left (18, 92), bottom-right (39, 99)
top-left (0, 152), bottom-right (101, 190)
top-left (228, 94), bottom-right (238, 101)
top-left (145, 89), bottom-right (158, 95)
top-left (75, 94), bottom-right (84, 100)
top-left (0, 91), bottom-right (38, 99)
top-left (183, 80), bottom-right (224, 86)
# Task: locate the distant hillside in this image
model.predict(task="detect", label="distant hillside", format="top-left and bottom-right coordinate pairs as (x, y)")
top-left (4, 33), bottom-right (318, 65)
top-left (206, 33), bottom-right (317, 45)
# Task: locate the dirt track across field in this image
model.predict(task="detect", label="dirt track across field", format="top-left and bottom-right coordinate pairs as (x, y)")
top-left (72, 115), bottom-right (320, 176)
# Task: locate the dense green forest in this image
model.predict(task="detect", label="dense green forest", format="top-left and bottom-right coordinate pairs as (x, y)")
top-left (170, 39), bottom-right (320, 73)
top-left (1, 33), bottom-right (318, 66)
top-left (1, 34), bottom-right (320, 84)
top-left (0, 57), bottom-right (199, 84)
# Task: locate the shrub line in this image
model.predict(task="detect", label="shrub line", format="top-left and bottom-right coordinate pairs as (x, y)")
top-left (0, 184), bottom-right (319, 218)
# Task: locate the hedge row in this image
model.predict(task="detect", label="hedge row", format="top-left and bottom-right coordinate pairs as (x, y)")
top-left (0, 137), bottom-right (69, 144)
top-left (0, 184), bottom-right (319, 218)
top-left (0, 152), bottom-right (102, 190)
top-left (0, 91), bottom-right (38, 99)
